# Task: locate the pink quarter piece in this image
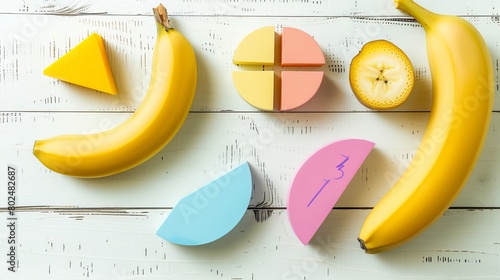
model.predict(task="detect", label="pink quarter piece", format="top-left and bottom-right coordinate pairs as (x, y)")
top-left (281, 27), bottom-right (325, 67)
top-left (281, 71), bottom-right (323, 110)
top-left (288, 139), bottom-right (375, 245)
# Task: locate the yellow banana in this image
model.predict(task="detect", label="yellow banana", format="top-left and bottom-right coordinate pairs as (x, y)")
top-left (33, 4), bottom-right (197, 178)
top-left (358, 0), bottom-right (494, 253)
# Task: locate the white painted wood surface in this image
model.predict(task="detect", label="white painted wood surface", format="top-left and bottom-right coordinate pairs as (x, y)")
top-left (1, 0), bottom-right (500, 279)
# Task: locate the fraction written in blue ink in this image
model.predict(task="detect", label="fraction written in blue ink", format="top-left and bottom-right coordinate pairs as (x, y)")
top-left (307, 155), bottom-right (350, 207)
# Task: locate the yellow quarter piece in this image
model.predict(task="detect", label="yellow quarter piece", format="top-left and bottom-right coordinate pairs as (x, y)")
top-left (233, 26), bottom-right (275, 65)
top-left (232, 71), bottom-right (274, 110)
top-left (43, 33), bottom-right (118, 95)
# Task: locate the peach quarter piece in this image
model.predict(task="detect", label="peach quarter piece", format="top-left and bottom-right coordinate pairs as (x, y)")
top-left (281, 71), bottom-right (324, 111)
top-left (43, 33), bottom-right (118, 95)
top-left (281, 27), bottom-right (325, 67)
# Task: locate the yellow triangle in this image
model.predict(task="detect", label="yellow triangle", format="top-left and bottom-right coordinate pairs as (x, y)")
top-left (43, 33), bottom-right (118, 95)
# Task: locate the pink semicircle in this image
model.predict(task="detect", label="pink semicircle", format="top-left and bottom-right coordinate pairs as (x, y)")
top-left (287, 139), bottom-right (375, 245)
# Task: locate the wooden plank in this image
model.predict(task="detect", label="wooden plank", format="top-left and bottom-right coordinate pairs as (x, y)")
top-left (0, 0), bottom-right (499, 16)
top-left (1, 14), bottom-right (500, 112)
top-left (1, 111), bottom-right (499, 208)
top-left (0, 208), bottom-right (498, 279)
top-left (1, 1), bottom-right (500, 279)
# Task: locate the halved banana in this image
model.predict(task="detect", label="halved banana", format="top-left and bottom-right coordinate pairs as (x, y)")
top-left (349, 40), bottom-right (414, 110)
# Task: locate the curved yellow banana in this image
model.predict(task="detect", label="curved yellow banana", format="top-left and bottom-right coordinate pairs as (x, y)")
top-left (33, 4), bottom-right (197, 178)
top-left (358, 0), bottom-right (494, 253)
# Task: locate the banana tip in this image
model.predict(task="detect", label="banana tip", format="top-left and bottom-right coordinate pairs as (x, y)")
top-left (357, 237), bottom-right (368, 253)
top-left (393, 0), bottom-right (401, 9)
top-left (32, 140), bottom-right (39, 155)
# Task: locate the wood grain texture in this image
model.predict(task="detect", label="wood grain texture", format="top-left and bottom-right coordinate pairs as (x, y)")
top-left (0, 209), bottom-right (499, 279)
top-left (1, 14), bottom-right (500, 112)
top-left (1, 112), bottom-right (500, 208)
top-left (1, 0), bottom-right (500, 16)
top-left (1, 0), bottom-right (500, 279)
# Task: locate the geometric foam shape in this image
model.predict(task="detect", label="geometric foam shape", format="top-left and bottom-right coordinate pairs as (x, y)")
top-left (288, 139), bottom-right (375, 245)
top-left (232, 71), bottom-right (275, 111)
top-left (232, 26), bottom-right (325, 111)
top-left (156, 162), bottom-right (253, 246)
top-left (233, 26), bottom-right (275, 66)
top-left (43, 33), bottom-right (118, 95)
top-left (281, 27), bottom-right (325, 67)
top-left (281, 71), bottom-right (324, 110)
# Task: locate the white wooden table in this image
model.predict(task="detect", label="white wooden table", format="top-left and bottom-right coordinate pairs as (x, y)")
top-left (1, 0), bottom-right (500, 279)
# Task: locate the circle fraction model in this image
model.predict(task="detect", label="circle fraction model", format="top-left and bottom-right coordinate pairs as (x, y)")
top-left (232, 26), bottom-right (325, 111)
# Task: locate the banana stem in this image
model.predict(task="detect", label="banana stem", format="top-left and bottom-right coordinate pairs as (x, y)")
top-left (153, 3), bottom-right (173, 31)
top-left (394, 0), bottom-right (439, 30)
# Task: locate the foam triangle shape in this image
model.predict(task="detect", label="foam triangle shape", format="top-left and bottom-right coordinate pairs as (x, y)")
top-left (43, 33), bottom-right (118, 95)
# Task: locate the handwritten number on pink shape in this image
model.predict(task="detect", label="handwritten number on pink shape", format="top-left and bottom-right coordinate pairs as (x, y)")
top-left (288, 139), bottom-right (374, 245)
top-left (334, 154), bottom-right (349, 180)
top-left (307, 155), bottom-right (349, 207)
